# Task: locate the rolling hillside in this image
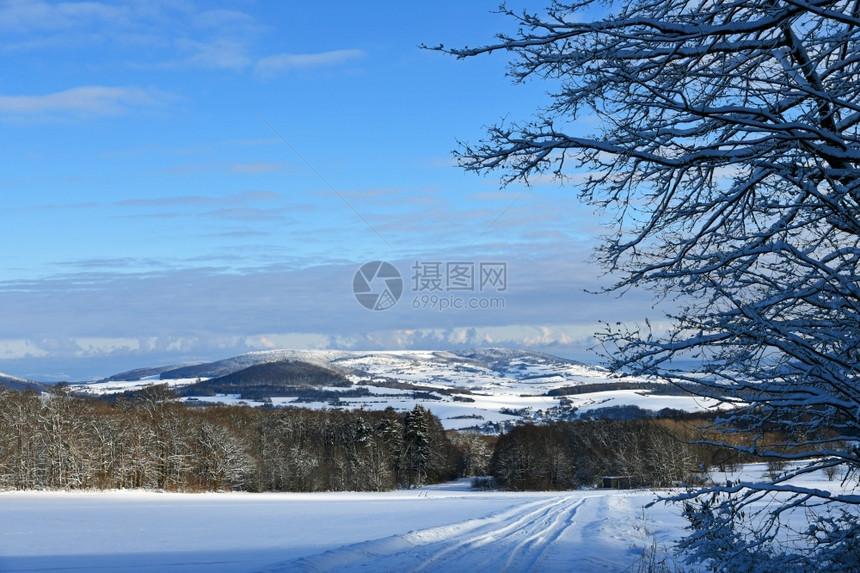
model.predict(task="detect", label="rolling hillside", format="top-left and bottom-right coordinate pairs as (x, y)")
top-left (71, 349), bottom-right (719, 431)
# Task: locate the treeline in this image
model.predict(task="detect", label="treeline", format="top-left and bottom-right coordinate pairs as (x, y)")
top-left (547, 381), bottom-right (703, 397)
top-left (0, 386), bottom-right (456, 492)
top-left (489, 419), bottom-right (753, 490)
top-left (1, 385), bottom-right (766, 494)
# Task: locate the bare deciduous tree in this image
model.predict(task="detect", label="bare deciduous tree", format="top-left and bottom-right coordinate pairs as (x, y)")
top-left (437, 0), bottom-right (860, 568)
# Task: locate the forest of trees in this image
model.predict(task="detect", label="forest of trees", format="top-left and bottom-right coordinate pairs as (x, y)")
top-left (489, 419), bottom-right (757, 491)
top-left (0, 386), bottom-right (454, 492)
top-left (0, 383), bottom-right (776, 494)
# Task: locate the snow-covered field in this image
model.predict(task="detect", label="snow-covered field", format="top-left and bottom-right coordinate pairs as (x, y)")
top-left (78, 380), bottom-right (720, 431)
top-left (0, 482), bottom-right (683, 572)
top-left (0, 464), bottom-right (851, 572)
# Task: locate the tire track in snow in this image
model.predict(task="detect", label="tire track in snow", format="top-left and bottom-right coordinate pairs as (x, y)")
top-left (264, 495), bottom-right (590, 573)
top-left (409, 496), bottom-right (585, 572)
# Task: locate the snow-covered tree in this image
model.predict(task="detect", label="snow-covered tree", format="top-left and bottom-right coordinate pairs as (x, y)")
top-left (449, 430), bottom-right (492, 477)
top-left (404, 405), bottom-right (432, 487)
top-left (437, 0), bottom-right (860, 566)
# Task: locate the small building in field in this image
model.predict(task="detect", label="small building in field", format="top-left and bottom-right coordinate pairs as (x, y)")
top-left (601, 475), bottom-right (637, 489)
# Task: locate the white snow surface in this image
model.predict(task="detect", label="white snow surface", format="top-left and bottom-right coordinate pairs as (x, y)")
top-left (0, 372), bottom-right (30, 384)
top-left (77, 376), bottom-right (201, 395)
top-left (0, 482), bottom-right (683, 573)
top-left (0, 465), bottom-right (850, 572)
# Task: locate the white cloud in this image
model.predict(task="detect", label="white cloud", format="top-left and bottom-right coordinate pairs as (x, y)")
top-left (0, 339), bottom-right (48, 360)
top-left (1, 2), bottom-right (366, 80)
top-left (0, 1), bottom-right (259, 72)
top-left (228, 162), bottom-right (289, 174)
top-left (247, 333), bottom-right (330, 350)
top-left (0, 246), bottom-right (676, 379)
top-left (0, 85), bottom-right (173, 121)
top-left (74, 337), bottom-right (141, 357)
top-left (254, 49), bottom-right (365, 78)
top-left (0, 0), bottom-right (127, 33)
top-left (170, 38), bottom-right (251, 70)
top-left (193, 8), bottom-right (256, 31)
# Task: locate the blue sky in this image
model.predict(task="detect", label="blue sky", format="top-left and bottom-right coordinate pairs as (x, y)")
top-left (0, 0), bottom-right (659, 381)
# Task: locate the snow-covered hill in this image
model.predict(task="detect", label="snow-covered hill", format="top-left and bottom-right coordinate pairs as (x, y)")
top-left (0, 372), bottom-right (46, 393)
top-left (72, 349), bottom-right (720, 431)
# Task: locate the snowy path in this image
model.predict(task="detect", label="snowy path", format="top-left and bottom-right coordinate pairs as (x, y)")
top-left (266, 493), bottom-right (655, 572)
top-left (1, 464), bottom-right (843, 572)
top-left (0, 483), bottom-right (681, 572)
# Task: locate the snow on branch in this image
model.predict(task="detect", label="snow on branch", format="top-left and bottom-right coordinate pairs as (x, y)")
top-left (438, 0), bottom-right (860, 567)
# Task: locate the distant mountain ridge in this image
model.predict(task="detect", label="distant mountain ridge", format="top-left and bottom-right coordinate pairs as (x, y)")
top-left (103, 364), bottom-right (203, 382)
top-left (0, 372), bottom-right (47, 393)
top-left (157, 349), bottom-right (359, 380)
top-left (177, 360), bottom-right (352, 400)
top-left (155, 348), bottom-right (593, 383)
top-left (62, 349), bottom-right (715, 431)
